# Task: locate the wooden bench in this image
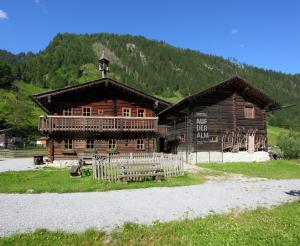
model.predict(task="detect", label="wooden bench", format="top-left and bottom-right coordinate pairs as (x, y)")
top-left (117, 163), bottom-right (164, 182)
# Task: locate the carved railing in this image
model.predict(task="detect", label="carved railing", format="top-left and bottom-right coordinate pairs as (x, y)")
top-left (38, 116), bottom-right (159, 132)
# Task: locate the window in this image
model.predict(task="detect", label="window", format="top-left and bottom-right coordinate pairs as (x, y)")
top-left (98, 109), bottom-right (104, 116)
top-left (209, 135), bottom-right (218, 143)
top-left (108, 139), bottom-right (116, 149)
top-left (86, 139), bottom-right (94, 149)
top-left (244, 105), bottom-right (255, 119)
top-left (124, 139), bottom-right (128, 146)
top-left (82, 107), bottom-right (91, 116)
top-left (122, 108), bottom-right (131, 117)
top-left (137, 109), bottom-right (145, 117)
top-left (64, 139), bottom-right (73, 150)
top-left (63, 108), bottom-right (72, 116)
top-left (179, 134), bottom-right (185, 143)
top-left (137, 139), bottom-right (145, 150)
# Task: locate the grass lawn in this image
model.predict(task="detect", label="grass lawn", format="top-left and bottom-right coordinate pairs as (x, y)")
top-left (1, 201), bottom-right (300, 245)
top-left (267, 125), bottom-right (290, 145)
top-left (0, 167), bottom-right (205, 193)
top-left (202, 160), bottom-right (300, 179)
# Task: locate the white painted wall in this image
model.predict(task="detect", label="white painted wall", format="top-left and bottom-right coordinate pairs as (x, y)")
top-left (181, 151), bottom-right (270, 164)
top-left (222, 151), bottom-right (270, 163)
top-left (49, 151), bottom-right (270, 167)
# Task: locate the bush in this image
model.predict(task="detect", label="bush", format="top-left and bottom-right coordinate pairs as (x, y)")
top-left (277, 131), bottom-right (300, 159)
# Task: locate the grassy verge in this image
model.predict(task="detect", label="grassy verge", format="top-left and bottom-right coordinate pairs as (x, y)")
top-left (0, 168), bottom-right (205, 193)
top-left (1, 201), bottom-right (300, 245)
top-left (267, 125), bottom-right (290, 145)
top-left (202, 160), bottom-right (300, 179)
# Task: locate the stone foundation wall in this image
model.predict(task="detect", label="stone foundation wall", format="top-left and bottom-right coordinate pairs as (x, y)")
top-left (180, 151), bottom-right (270, 164)
top-left (48, 151), bottom-right (270, 167)
top-left (222, 151), bottom-right (270, 163)
top-left (48, 160), bottom-right (79, 168)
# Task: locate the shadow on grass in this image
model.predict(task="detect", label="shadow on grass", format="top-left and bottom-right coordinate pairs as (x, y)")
top-left (285, 190), bottom-right (300, 197)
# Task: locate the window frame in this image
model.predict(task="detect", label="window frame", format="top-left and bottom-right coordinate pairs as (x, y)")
top-left (64, 139), bottom-right (73, 150)
top-left (98, 109), bottom-right (104, 116)
top-left (63, 108), bottom-right (72, 116)
top-left (137, 108), bottom-right (145, 118)
top-left (244, 104), bottom-right (255, 119)
top-left (86, 139), bottom-right (94, 150)
top-left (124, 139), bottom-right (128, 146)
top-left (122, 107), bottom-right (131, 117)
top-left (136, 139), bottom-right (145, 150)
top-left (209, 135), bottom-right (219, 143)
top-left (180, 134), bottom-right (185, 143)
top-left (108, 139), bottom-right (117, 149)
top-left (82, 107), bottom-right (92, 116)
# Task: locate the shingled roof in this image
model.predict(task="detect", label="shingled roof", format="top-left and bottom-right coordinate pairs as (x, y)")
top-left (31, 77), bottom-right (171, 113)
top-left (159, 76), bottom-right (281, 117)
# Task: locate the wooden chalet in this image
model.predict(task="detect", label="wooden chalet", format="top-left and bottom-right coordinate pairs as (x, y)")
top-left (158, 76), bottom-right (281, 155)
top-left (31, 54), bottom-right (170, 162)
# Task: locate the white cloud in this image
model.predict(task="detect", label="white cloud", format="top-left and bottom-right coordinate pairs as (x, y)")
top-left (34, 0), bottom-right (47, 13)
top-left (0, 9), bottom-right (8, 20)
top-left (230, 29), bottom-right (238, 34)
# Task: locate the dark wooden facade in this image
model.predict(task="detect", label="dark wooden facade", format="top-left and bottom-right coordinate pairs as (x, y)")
top-left (159, 76), bottom-right (281, 154)
top-left (32, 78), bottom-right (170, 161)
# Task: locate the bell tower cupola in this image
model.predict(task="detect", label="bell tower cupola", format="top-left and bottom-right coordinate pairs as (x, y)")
top-left (98, 50), bottom-right (110, 78)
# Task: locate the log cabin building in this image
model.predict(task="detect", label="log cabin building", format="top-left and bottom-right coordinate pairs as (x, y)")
top-left (31, 53), bottom-right (281, 163)
top-left (158, 76), bottom-right (281, 161)
top-left (31, 54), bottom-right (170, 162)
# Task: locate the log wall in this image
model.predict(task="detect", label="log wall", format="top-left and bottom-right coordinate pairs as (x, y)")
top-left (48, 137), bottom-right (156, 161)
top-left (163, 90), bottom-right (267, 152)
top-left (54, 99), bottom-right (155, 117)
top-left (235, 93), bottom-right (266, 134)
top-left (44, 94), bottom-right (157, 161)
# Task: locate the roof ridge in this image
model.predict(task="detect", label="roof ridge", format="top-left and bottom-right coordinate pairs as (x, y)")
top-left (158, 76), bottom-right (281, 116)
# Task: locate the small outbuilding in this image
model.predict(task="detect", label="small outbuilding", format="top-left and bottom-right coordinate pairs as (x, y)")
top-left (0, 128), bottom-right (26, 149)
top-left (36, 137), bottom-right (48, 147)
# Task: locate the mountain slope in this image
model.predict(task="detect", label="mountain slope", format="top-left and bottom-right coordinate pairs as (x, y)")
top-left (0, 80), bottom-right (44, 138)
top-left (0, 33), bottom-right (299, 131)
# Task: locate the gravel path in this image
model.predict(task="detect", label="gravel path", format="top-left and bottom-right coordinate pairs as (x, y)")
top-left (0, 158), bottom-right (46, 172)
top-left (0, 179), bottom-right (299, 237)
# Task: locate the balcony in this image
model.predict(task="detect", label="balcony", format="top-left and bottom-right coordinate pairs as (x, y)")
top-left (38, 115), bottom-right (159, 133)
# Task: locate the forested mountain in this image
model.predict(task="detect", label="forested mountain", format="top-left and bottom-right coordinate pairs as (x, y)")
top-left (0, 33), bottom-right (299, 134)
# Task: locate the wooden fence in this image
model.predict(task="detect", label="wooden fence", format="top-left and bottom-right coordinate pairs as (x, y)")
top-left (92, 152), bottom-right (184, 181)
top-left (0, 149), bottom-right (47, 158)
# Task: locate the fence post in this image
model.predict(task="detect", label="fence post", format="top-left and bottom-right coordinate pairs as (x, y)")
top-left (92, 159), bottom-right (94, 179)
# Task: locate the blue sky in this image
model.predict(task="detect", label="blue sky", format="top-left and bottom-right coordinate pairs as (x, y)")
top-left (0, 0), bottom-right (300, 74)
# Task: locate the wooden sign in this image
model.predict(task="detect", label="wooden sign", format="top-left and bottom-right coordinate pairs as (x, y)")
top-left (195, 112), bottom-right (209, 144)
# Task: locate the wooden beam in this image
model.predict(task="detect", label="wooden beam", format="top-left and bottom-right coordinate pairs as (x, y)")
top-left (233, 93), bottom-right (237, 131)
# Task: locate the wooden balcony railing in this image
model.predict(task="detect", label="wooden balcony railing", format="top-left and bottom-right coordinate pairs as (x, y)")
top-left (38, 116), bottom-right (159, 133)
